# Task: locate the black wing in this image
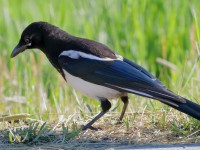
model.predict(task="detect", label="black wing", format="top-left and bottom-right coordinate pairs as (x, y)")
top-left (58, 55), bottom-right (186, 106)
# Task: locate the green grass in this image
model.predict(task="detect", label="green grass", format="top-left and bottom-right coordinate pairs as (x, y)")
top-left (0, 0), bottom-right (200, 146)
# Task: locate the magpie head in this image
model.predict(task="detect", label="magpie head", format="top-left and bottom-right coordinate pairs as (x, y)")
top-left (11, 22), bottom-right (45, 58)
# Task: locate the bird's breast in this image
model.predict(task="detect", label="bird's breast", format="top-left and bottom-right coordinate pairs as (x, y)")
top-left (62, 70), bottom-right (122, 100)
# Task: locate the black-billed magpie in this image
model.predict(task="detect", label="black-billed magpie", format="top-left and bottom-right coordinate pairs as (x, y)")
top-left (11, 22), bottom-right (200, 130)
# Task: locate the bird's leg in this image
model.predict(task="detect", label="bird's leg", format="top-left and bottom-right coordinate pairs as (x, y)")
top-left (116, 96), bottom-right (129, 124)
top-left (81, 98), bottom-right (111, 131)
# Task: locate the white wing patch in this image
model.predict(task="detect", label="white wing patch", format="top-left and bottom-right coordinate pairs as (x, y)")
top-left (59, 50), bottom-right (123, 61)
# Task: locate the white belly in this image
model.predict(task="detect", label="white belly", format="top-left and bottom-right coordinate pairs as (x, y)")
top-left (63, 70), bottom-right (122, 99)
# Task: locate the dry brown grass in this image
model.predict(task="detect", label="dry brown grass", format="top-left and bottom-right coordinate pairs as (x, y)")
top-left (0, 111), bottom-right (200, 149)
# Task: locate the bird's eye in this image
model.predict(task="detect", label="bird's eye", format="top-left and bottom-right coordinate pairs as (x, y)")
top-left (25, 38), bottom-right (30, 44)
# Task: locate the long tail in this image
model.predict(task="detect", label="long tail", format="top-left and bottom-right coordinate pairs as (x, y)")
top-left (127, 88), bottom-right (200, 120)
top-left (161, 98), bottom-right (200, 120)
top-left (143, 89), bottom-right (200, 120)
top-left (121, 58), bottom-right (200, 120)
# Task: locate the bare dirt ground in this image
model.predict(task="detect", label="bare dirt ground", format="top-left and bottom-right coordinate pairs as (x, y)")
top-left (0, 113), bottom-right (200, 149)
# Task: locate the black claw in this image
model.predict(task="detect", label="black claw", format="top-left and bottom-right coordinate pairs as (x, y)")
top-left (115, 121), bottom-right (123, 125)
top-left (81, 125), bottom-right (101, 131)
top-left (81, 125), bottom-right (87, 130)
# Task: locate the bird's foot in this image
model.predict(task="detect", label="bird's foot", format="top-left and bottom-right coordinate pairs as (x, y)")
top-left (115, 120), bottom-right (123, 125)
top-left (81, 125), bottom-right (102, 131)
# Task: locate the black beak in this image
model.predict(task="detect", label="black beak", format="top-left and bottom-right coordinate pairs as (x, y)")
top-left (11, 44), bottom-right (28, 58)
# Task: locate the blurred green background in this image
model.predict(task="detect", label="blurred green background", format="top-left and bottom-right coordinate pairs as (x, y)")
top-left (0, 0), bottom-right (200, 121)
